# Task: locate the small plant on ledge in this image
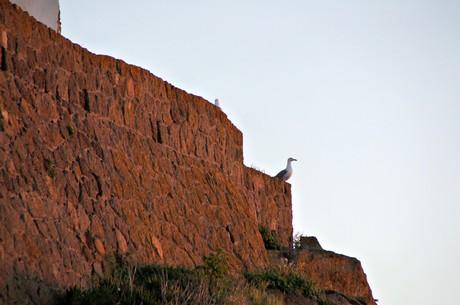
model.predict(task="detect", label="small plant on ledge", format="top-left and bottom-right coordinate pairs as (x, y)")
top-left (259, 227), bottom-right (285, 250)
top-left (293, 232), bottom-right (304, 250)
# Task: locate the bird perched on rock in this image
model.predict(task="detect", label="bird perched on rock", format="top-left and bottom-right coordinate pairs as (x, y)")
top-left (275, 157), bottom-right (297, 181)
top-left (214, 98), bottom-right (220, 108)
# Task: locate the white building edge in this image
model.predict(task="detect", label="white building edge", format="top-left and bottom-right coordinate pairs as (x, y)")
top-left (9, 0), bottom-right (60, 33)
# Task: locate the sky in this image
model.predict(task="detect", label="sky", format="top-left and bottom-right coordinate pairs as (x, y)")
top-left (59, 1), bottom-right (460, 305)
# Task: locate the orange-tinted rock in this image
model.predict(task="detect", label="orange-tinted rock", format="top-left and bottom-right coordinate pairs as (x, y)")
top-left (115, 229), bottom-right (128, 255)
top-left (267, 246), bottom-right (376, 305)
top-left (0, 1), bottom-right (376, 304)
top-left (0, 0), bottom-right (292, 303)
top-left (295, 249), bottom-right (376, 305)
top-left (94, 239), bottom-right (106, 256)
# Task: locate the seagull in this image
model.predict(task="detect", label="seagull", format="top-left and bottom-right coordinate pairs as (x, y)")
top-left (214, 98), bottom-right (220, 108)
top-left (274, 157), bottom-right (297, 181)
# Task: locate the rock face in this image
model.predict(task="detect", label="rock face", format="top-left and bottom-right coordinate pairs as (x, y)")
top-left (0, 1), bottom-right (292, 303)
top-left (0, 1), bottom-right (375, 304)
top-left (268, 247), bottom-right (376, 305)
top-left (295, 250), bottom-right (376, 305)
top-left (299, 235), bottom-right (323, 250)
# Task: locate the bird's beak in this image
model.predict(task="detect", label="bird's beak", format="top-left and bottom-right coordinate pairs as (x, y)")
top-left (293, 158), bottom-right (297, 161)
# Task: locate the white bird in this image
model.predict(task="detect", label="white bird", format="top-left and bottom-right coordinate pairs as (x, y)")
top-left (214, 98), bottom-right (220, 108)
top-left (274, 157), bottom-right (297, 181)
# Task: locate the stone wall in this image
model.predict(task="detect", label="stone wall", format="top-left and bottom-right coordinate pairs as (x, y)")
top-left (0, 0), bottom-right (293, 303)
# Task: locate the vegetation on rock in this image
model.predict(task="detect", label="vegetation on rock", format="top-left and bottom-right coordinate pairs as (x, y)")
top-left (62, 251), bottom-right (333, 305)
top-left (259, 227), bottom-right (285, 250)
top-left (245, 267), bottom-right (333, 305)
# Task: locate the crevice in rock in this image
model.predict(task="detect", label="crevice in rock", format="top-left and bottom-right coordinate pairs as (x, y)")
top-left (78, 182), bottom-right (83, 203)
top-left (55, 86), bottom-right (61, 101)
top-left (92, 173), bottom-right (102, 197)
top-left (226, 225), bottom-right (235, 244)
top-left (83, 89), bottom-right (90, 112)
top-left (156, 121), bottom-right (162, 144)
top-left (1, 46), bottom-right (7, 71)
top-left (170, 107), bottom-right (175, 123)
top-left (44, 68), bottom-right (48, 93)
top-left (149, 118), bottom-right (156, 142)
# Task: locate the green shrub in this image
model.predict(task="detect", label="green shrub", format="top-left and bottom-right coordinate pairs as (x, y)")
top-left (259, 227), bottom-right (285, 250)
top-left (64, 278), bottom-right (158, 305)
top-left (45, 158), bottom-right (56, 179)
top-left (63, 253), bottom-right (332, 305)
top-left (67, 124), bottom-right (75, 137)
top-left (245, 267), bottom-right (324, 301)
top-left (64, 250), bottom-right (230, 305)
top-left (203, 248), bottom-right (228, 279)
top-left (293, 232), bottom-right (303, 250)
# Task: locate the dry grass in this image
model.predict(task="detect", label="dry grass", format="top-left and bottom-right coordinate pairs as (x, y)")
top-left (225, 281), bottom-right (283, 305)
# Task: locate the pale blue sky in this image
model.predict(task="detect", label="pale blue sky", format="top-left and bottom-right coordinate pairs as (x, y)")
top-left (61, 1), bottom-right (460, 304)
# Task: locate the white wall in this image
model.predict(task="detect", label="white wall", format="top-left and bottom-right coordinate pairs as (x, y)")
top-left (10, 0), bottom-right (60, 32)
